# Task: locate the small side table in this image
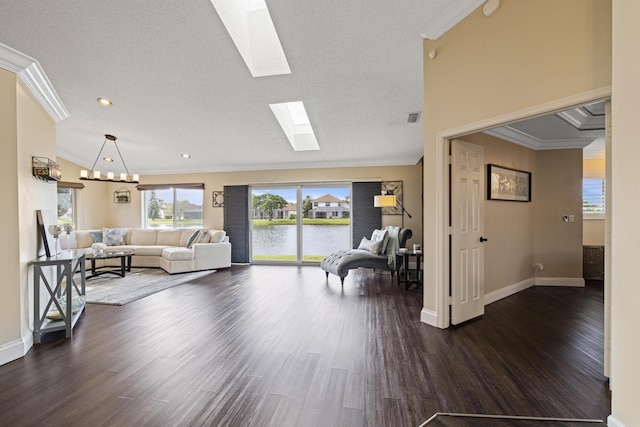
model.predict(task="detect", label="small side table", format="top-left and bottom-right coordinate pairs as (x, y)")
top-left (396, 251), bottom-right (422, 291)
top-left (31, 250), bottom-right (86, 343)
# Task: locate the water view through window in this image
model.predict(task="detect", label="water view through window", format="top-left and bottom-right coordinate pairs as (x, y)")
top-left (251, 184), bottom-right (351, 262)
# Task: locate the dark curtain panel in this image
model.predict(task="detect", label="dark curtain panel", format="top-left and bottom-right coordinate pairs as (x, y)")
top-left (351, 181), bottom-right (382, 248)
top-left (224, 185), bottom-right (249, 263)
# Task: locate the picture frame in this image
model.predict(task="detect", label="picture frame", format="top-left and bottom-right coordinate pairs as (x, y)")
top-left (36, 210), bottom-right (51, 257)
top-left (212, 191), bottom-right (224, 207)
top-left (381, 180), bottom-right (403, 215)
top-left (487, 164), bottom-right (531, 202)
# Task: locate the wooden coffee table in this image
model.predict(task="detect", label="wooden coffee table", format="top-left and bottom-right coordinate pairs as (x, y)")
top-left (85, 251), bottom-right (133, 279)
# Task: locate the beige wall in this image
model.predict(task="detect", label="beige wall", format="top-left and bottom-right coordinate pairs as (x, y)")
top-left (533, 150), bottom-right (583, 278)
top-left (611, 1), bottom-right (640, 425)
top-left (0, 68), bottom-right (21, 346)
top-left (57, 160), bottom-right (424, 249)
top-left (422, 0), bottom-right (611, 312)
top-left (0, 69), bottom-right (56, 361)
top-left (583, 157), bottom-right (605, 246)
top-left (57, 158), bottom-right (112, 229)
top-left (458, 133), bottom-right (535, 294)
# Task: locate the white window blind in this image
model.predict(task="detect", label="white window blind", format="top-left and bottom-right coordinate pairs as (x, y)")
top-left (583, 178), bottom-right (605, 215)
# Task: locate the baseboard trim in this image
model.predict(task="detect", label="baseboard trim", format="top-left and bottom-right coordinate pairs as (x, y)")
top-left (0, 338), bottom-right (26, 367)
top-left (485, 278), bottom-right (535, 305)
top-left (535, 277), bottom-right (585, 287)
top-left (420, 308), bottom-right (438, 327)
top-left (607, 415), bottom-right (625, 427)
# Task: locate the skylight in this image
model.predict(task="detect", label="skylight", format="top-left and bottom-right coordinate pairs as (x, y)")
top-left (210, 0), bottom-right (291, 77)
top-left (270, 101), bottom-right (319, 151)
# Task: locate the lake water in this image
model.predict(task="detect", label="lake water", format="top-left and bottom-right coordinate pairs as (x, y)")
top-left (252, 224), bottom-right (350, 258)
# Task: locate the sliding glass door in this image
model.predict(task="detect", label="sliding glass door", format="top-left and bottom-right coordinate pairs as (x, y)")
top-left (250, 184), bottom-right (351, 263)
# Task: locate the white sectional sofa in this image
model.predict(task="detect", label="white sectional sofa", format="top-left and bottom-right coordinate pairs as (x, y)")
top-left (59, 228), bottom-right (231, 274)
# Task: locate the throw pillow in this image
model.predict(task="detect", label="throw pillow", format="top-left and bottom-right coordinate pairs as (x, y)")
top-left (186, 230), bottom-right (201, 249)
top-left (207, 229), bottom-right (227, 243)
top-left (196, 229), bottom-right (211, 243)
top-left (89, 231), bottom-right (103, 243)
top-left (358, 237), bottom-right (383, 254)
top-left (370, 228), bottom-right (389, 254)
top-left (102, 228), bottom-right (127, 246)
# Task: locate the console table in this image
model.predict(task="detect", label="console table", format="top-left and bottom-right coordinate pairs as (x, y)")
top-left (31, 250), bottom-right (86, 343)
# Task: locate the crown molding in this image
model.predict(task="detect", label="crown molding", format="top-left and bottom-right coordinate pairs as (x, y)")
top-left (421, 0), bottom-right (485, 40)
top-left (0, 43), bottom-right (69, 122)
top-left (484, 126), bottom-right (594, 150)
top-left (555, 108), bottom-right (605, 130)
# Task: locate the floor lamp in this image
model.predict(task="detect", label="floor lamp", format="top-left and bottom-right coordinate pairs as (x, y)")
top-left (373, 192), bottom-right (412, 228)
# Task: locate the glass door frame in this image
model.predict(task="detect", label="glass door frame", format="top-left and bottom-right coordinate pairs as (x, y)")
top-left (249, 182), bottom-right (352, 265)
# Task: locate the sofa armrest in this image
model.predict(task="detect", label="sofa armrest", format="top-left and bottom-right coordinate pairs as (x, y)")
top-left (192, 242), bottom-right (232, 270)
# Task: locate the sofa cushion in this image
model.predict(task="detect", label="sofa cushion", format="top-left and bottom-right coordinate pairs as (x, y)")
top-left (162, 247), bottom-right (195, 261)
top-left (179, 229), bottom-right (197, 246)
top-left (129, 229), bottom-right (158, 245)
top-left (207, 229), bottom-right (227, 243)
top-left (103, 228), bottom-right (127, 246)
top-left (75, 231), bottom-right (95, 249)
top-left (157, 229), bottom-right (183, 246)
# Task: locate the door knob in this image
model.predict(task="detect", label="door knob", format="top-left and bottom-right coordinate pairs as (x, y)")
top-left (479, 237), bottom-right (488, 243)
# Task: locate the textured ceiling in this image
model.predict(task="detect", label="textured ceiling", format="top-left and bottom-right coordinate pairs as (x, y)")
top-left (0, 1), bottom-right (605, 177)
top-left (0, 0), bottom-right (460, 175)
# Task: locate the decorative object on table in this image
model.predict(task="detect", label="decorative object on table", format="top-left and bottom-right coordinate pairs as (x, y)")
top-left (487, 164), bottom-right (531, 202)
top-left (79, 134), bottom-right (140, 183)
top-left (374, 188), bottom-right (413, 228)
top-left (32, 156), bottom-right (61, 182)
top-left (36, 210), bottom-right (51, 257)
top-left (213, 191), bottom-right (224, 207)
top-left (379, 181), bottom-right (403, 215)
top-left (114, 187), bottom-right (131, 203)
top-left (91, 242), bottom-right (107, 256)
top-left (413, 243), bottom-right (421, 253)
top-left (47, 224), bottom-right (63, 255)
top-left (63, 223), bottom-right (73, 235)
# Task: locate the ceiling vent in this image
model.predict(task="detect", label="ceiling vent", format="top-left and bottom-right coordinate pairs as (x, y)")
top-left (407, 112), bottom-right (422, 123)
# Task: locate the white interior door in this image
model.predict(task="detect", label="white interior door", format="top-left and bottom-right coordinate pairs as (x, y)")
top-left (451, 140), bottom-right (485, 325)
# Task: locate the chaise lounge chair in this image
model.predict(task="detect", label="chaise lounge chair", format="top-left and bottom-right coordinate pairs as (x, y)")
top-left (321, 227), bottom-right (412, 285)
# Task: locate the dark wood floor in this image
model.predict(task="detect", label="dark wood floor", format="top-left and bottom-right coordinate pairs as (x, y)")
top-left (0, 267), bottom-right (609, 426)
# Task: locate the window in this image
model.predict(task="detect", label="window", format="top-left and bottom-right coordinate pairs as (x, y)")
top-left (583, 178), bottom-right (605, 217)
top-left (57, 187), bottom-right (74, 226)
top-left (143, 187), bottom-right (204, 229)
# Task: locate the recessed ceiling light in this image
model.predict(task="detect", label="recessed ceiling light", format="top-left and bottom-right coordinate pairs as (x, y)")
top-left (210, 0), bottom-right (291, 77)
top-left (269, 101), bottom-right (319, 151)
top-left (181, 153), bottom-right (191, 159)
top-left (103, 157), bottom-right (113, 162)
top-left (97, 98), bottom-right (113, 107)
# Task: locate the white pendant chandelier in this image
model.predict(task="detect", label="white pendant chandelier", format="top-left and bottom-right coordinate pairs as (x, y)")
top-left (80, 134), bottom-right (139, 183)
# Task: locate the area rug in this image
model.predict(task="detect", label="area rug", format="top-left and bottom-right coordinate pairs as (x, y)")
top-left (84, 268), bottom-right (215, 306)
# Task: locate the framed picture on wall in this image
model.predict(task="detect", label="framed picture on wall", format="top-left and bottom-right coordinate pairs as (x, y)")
top-left (212, 191), bottom-right (224, 207)
top-left (487, 164), bottom-right (531, 202)
top-left (381, 181), bottom-right (403, 215)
